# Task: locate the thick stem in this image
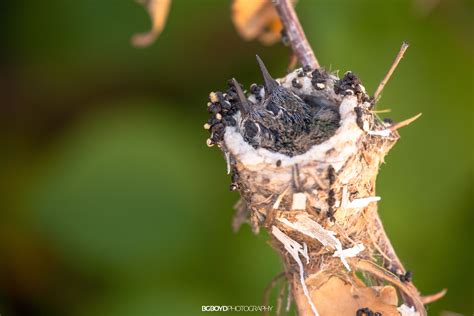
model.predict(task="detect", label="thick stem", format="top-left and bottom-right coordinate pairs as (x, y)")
top-left (208, 25), bottom-right (428, 314)
top-left (370, 208), bottom-right (424, 313)
top-left (371, 208), bottom-right (406, 272)
top-left (273, 0), bottom-right (319, 69)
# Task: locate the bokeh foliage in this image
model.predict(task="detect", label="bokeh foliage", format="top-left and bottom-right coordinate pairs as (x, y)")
top-left (1, 0), bottom-right (472, 315)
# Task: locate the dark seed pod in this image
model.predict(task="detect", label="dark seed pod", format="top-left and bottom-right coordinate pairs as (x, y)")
top-left (399, 270), bottom-right (413, 282)
top-left (334, 71), bottom-right (364, 96)
top-left (327, 165), bottom-right (336, 185)
top-left (223, 116), bottom-right (237, 126)
top-left (303, 65), bottom-right (312, 72)
top-left (208, 102), bottom-right (221, 113)
top-left (231, 171), bottom-right (238, 182)
top-left (211, 122), bottom-right (225, 134)
top-left (218, 97), bottom-right (230, 111)
top-left (224, 91), bottom-right (236, 102)
top-left (354, 106), bottom-right (365, 130)
top-left (311, 68), bottom-right (328, 83)
top-left (210, 132), bottom-right (221, 143)
top-left (292, 78), bottom-right (303, 89)
top-left (207, 117), bottom-right (218, 126)
top-left (215, 91), bottom-right (225, 101)
top-left (327, 189), bottom-right (335, 206)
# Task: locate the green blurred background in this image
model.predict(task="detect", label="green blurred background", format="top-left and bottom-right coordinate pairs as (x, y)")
top-left (1, 0), bottom-right (472, 315)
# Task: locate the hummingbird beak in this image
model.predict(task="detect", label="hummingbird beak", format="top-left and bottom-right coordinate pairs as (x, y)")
top-left (232, 78), bottom-right (251, 117)
top-left (256, 55), bottom-right (278, 95)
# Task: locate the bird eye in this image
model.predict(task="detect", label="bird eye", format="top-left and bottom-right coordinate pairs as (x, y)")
top-left (266, 101), bottom-right (280, 115)
top-left (244, 120), bottom-right (259, 138)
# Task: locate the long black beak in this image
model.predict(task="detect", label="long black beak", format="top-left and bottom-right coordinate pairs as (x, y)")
top-left (256, 55), bottom-right (278, 95)
top-left (232, 78), bottom-right (250, 117)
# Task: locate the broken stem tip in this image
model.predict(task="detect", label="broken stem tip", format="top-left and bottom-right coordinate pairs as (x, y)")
top-left (374, 42), bottom-right (409, 101)
top-left (390, 113), bottom-right (422, 131)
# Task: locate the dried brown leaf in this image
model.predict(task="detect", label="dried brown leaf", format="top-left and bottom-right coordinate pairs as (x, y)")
top-left (132, 0), bottom-right (171, 48)
top-left (232, 0), bottom-right (296, 45)
top-left (310, 276), bottom-right (400, 316)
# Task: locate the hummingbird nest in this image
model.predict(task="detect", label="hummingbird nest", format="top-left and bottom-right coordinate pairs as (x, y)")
top-left (204, 57), bottom-right (426, 316)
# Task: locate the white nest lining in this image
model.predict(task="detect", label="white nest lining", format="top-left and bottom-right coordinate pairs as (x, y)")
top-left (223, 96), bottom-right (363, 172)
top-left (397, 304), bottom-right (420, 316)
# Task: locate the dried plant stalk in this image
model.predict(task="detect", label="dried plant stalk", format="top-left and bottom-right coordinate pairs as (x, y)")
top-left (203, 1), bottom-right (442, 315)
top-left (205, 65), bottom-right (433, 315)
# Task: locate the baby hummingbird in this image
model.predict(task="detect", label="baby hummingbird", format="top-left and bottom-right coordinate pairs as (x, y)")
top-left (233, 56), bottom-right (338, 156)
top-left (256, 55), bottom-right (311, 132)
top-left (254, 56), bottom-right (313, 154)
top-left (231, 78), bottom-right (276, 149)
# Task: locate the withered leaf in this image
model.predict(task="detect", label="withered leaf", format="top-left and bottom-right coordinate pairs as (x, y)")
top-left (232, 0), bottom-right (297, 45)
top-left (132, 0), bottom-right (171, 48)
top-left (309, 276), bottom-right (400, 316)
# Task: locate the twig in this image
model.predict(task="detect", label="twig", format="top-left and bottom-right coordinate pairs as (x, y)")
top-left (420, 288), bottom-right (447, 304)
top-left (263, 271), bottom-right (286, 316)
top-left (273, 0), bottom-right (319, 69)
top-left (374, 42), bottom-right (409, 101)
top-left (276, 279), bottom-right (286, 315)
top-left (285, 281), bottom-right (292, 312)
top-left (371, 108), bottom-right (392, 113)
top-left (370, 208), bottom-right (421, 309)
top-left (390, 113), bottom-right (422, 131)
